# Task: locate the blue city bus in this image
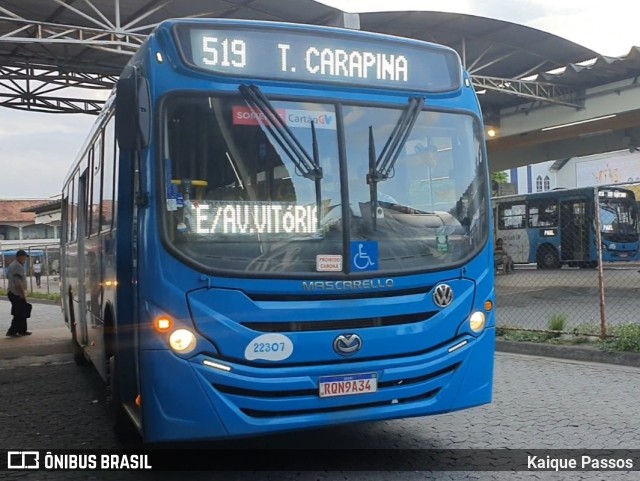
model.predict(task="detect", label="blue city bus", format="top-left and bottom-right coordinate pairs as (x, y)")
top-left (493, 185), bottom-right (639, 268)
top-left (60, 18), bottom-right (495, 443)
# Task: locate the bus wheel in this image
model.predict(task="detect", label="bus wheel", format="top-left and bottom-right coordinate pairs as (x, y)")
top-left (537, 246), bottom-right (560, 269)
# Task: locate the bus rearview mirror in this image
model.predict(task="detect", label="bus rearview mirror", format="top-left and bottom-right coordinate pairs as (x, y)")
top-left (115, 65), bottom-right (151, 150)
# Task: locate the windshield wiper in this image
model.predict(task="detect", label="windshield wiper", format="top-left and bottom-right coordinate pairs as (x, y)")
top-left (239, 84), bottom-right (322, 181)
top-left (367, 96), bottom-right (424, 229)
top-left (239, 84), bottom-right (323, 230)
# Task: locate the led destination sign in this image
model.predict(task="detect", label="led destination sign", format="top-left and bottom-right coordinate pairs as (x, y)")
top-left (174, 24), bottom-right (461, 92)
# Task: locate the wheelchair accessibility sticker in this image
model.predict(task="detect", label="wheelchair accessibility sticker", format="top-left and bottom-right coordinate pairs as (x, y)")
top-left (350, 241), bottom-right (378, 272)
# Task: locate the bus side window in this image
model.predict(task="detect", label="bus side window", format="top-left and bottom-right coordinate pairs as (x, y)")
top-left (499, 202), bottom-right (525, 229)
top-left (529, 200), bottom-right (558, 227)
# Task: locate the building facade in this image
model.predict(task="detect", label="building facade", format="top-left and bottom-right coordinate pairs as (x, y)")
top-left (501, 149), bottom-right (640, 195)
top-left (0, 198), bottom-right (61, 251)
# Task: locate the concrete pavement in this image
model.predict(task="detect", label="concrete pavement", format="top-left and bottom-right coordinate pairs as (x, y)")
top-left (1, 350), bottom-right (638, 480)
top-left (0, 299), bottom-right (73, 366)
top-left (1, 298), bottom-right (640, 481)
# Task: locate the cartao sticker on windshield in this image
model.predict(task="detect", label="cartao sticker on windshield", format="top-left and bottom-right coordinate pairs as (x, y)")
top-left (245, 333), bottom-right (294, 361)
top-left (233, 106), bottom-right (336, 130)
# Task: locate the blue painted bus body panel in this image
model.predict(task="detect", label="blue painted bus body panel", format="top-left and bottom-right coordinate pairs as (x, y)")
top-left (140, 328), bottom-right (494, 442)
top-left (136, 247), bottom-right (495, 442)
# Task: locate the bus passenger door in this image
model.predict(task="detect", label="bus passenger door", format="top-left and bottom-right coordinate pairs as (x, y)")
top-left (60, 196), bottom-right (71, 328)
top-left (75, 171), bottom-right (89, 346)
top-left (560, 199), bottom-right (589, 262)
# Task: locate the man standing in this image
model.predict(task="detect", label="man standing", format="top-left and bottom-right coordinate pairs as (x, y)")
top-left (6, 249), bottom-right (32, 337)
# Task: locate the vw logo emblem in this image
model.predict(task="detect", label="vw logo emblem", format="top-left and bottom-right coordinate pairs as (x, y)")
top-left (333, 334), bottom-right (362, 356)
top-left (433, 284), bottom-right (454, 308)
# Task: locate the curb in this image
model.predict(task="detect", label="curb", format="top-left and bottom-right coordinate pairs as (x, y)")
top-left (26, 298), bottom-right (60, 306)
top-left (496, 340), bottom-right (640, 368)
top-left (0, 327), bottom-right (73, 361)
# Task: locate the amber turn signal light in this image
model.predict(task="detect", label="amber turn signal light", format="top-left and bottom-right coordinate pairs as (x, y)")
top-left (154, 317), bottom-right (173, 332)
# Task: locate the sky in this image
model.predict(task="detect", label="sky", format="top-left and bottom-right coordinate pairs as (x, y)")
top-left (2, 0), bottom-right (640, 199)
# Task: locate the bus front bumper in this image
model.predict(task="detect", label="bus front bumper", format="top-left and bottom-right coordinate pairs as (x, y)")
top-left (139, 328), bottom-right (494, 443)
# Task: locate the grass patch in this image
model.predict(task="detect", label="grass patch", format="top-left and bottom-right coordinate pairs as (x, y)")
top-left (499, 329), bottom-right (596, 346)
top-left (0, 288), bottom-right (60, 302)
top-left (547, 314), bottom-right (567, 338)
top-left (498, 321), bottom-right (640, 353)
top-left (571, 323), bottom-right (601, 337)
top-left (599, 324), bottom-right (640, 353)
top-left (500, 330), bottom-right (550, 343)
top-left (498, 314), bottom-right (569, 343)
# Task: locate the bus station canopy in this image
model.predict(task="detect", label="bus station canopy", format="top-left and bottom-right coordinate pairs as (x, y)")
top-left (2, 0), bottom-right (640, 167)
top-left (2, 0), bottom-right (633, 116)
top-left (0, 0), bottom-right (348, 76)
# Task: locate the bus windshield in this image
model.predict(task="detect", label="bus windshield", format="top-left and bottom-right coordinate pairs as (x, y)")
top-left (599, 199), bottom-right (638, 236)
top-left (162, 93), bottom-right (488, 274)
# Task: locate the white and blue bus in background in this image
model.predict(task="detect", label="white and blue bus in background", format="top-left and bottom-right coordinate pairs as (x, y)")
top-left (60, 18), bottom-right (495, 443)
top-left (493, 185), bottom-right (639, 269)
top-left (1, 248), bottom-right (46, 280)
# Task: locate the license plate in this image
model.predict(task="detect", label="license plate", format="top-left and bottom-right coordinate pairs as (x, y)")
top-left (318, 372), bottom-right (377, 398)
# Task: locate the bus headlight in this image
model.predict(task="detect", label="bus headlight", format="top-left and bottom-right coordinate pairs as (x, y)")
top-left (469, 311), bottom-right (486, 333)
top-left (609, 243), bottom-right (617, 250)
top-left (169, 329), bottom-right (197, 354)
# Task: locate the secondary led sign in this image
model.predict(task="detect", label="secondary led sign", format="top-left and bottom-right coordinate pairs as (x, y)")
top-left (192, 202), bottom-right (318, 235)
top-left (599, 190), bottom-right (628, 198)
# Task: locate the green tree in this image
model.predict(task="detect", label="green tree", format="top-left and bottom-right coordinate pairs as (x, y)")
top-left (491, 171), bottom-right (508, 196)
